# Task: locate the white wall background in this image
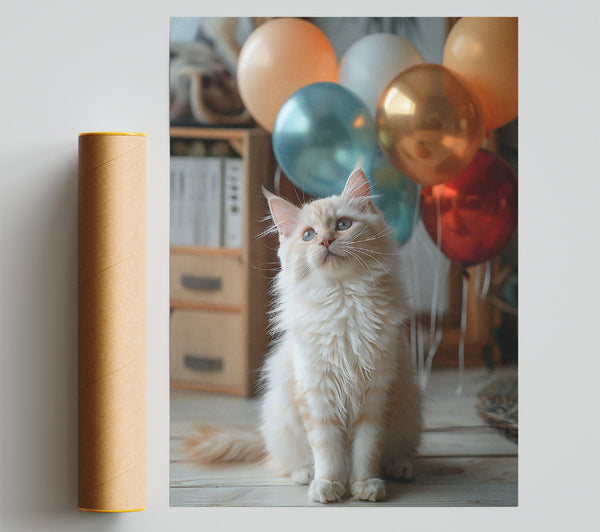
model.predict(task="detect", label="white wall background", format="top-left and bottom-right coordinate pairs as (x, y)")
top-left (1, 1), bottom-right (598, 531)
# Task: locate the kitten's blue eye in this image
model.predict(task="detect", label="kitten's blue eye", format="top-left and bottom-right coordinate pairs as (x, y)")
top-left (336, 218), bottom-right (352, 230)
top-left (302, 228), bottom-right (316, 241)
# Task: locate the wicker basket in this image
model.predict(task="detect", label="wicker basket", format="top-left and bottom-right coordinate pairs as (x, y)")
top-left (476, 377), bottom-right (518, 442)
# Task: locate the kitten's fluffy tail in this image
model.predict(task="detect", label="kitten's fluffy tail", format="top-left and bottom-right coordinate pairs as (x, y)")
top-left (184, 425), bottom-right (266, 464)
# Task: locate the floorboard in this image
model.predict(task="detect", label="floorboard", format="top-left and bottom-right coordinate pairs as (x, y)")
top-left (170, 367), bottom-right (518, 507)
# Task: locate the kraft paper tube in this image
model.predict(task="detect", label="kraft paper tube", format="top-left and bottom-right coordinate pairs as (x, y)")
top-left (78, 132), bottom-right (146, 512)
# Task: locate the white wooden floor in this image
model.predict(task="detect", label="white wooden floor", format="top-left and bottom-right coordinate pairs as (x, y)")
top-left (170, 367), bottom-right (517, 507)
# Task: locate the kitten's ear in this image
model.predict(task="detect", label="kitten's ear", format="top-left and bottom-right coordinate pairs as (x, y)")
top-left (263, 187), bottom-right (300, 238)
top-left (341, 159), bottom-right (374, 212)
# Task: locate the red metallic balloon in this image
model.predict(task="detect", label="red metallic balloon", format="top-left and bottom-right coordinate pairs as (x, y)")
top-left (420, 149), bottom-right (517, 266)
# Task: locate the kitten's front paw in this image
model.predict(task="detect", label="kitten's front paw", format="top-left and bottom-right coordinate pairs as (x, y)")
top-left (291, 466), bottom-right (313, 485)
top-left (350, 478), bottom-right (386, 502)
top-left (308, 478), bottom-right (345, 503)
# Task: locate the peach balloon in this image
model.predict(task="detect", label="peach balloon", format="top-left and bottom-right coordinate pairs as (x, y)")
top-left (443, 17), bottom-right (518, 130)
top-left (375, 64), bottom-right (484, 186)
top-left (236, 18), bottom-right (338, 132)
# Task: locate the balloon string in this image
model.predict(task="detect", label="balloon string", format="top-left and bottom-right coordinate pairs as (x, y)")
top-left (429, 190), bottom-right (443, 340)
top-left (424, 326), bottom-right (442, 386)
top-left (480, 260), bottom-right (491, 299)
top-left (473, 261), bottom-right (491, 300)
top-left (412, 184), bottom-right (425, 380)
top-left (417, 316), bottom-right (425, 382)
top-left (423, 255), bottom-right (442, 385)
top-left (408, 228), bottom-right (425, 387)
top-left (406, 185), bottom-right (425, 387)
top-left (274, 164), bottom-right (282, 196)
top-left (456, 275), bottom-right (469, 396)
top-left (423, 191), bottom-right (444, 387)
top-left (408, 237), bottom-right (425, 387)
top-left (409, 297), bottom-right (417, 370)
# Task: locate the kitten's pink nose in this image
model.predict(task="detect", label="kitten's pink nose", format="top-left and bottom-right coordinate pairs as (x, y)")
top-left (320, 237), bottom-right (335, 249)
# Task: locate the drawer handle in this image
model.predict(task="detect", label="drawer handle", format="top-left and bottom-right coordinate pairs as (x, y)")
top-left (181, 275), bottom-right (222, 291)
top-left (184, 354), bottom-right (223, 372)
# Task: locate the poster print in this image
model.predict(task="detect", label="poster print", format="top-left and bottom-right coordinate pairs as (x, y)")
top-left (168, 16), bottom-right (518, 507)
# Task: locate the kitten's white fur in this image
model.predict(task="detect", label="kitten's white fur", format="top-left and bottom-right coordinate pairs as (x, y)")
top-left (185, 163), bottom-right (422, 503)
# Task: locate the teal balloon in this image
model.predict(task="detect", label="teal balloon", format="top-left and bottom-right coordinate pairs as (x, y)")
top-left (371, 148), bottom-right (419, 246)
top-left (272, 82), bottom-right (377, 198)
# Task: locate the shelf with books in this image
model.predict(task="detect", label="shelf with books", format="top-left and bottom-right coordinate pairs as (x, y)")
top-left (169, 127), bottom-right (277, 396)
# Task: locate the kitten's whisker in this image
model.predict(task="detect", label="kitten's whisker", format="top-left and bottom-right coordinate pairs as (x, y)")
top-left (257, 225), bottom-right (279, 240)
top-left (254, 264), bottom-right (281, 270)
top-left (345, 228), bottom-right (369, 244)
top-left (352, 248), bottom-right (394, 273)
top-left (346, 251), bottom-right (373, 284)
top-left (348, 226), bottom-right (394, 245)
top-left (252, 267), bottom-right (279, 280)
top-left (348, 245), bottom-right (398, 257)
top-left (372, 226), bottom-right (394, 239)
top-left (350, 247), bottom-right (392, 276)
top-left (346, 249), bottom-right (379, 286)
top-left (254, 267), bottom-right (281, 274)
top-left (347, 230), bottom-right (392, 246)
top-left (293, 182), bottom-right (304, 206)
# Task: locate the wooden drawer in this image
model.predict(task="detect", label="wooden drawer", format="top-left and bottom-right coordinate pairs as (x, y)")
top-left (170, 309), bottom-right (246, 393)
top-left (170, 252), bottom-right (245, 308)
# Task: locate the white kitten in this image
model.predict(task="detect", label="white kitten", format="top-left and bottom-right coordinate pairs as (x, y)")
top-left (185, 162), bottom-right (422, 503)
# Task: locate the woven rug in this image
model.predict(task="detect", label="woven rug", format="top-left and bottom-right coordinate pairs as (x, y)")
top-left (476, 377), bottom-right (518, 443)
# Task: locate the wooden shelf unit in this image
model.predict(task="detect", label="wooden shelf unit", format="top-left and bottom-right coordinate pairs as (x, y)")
top-left (169, 127), bottom-right (277, 396)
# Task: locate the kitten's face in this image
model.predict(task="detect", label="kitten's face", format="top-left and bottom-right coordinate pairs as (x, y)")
top-left (266, 165), bottom-right (395, 283)
top-left (283, 196), bottom-right (382, 280)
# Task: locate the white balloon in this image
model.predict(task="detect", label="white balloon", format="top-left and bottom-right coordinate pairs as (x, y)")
top-left (339, 33), bottom-right (425, 118)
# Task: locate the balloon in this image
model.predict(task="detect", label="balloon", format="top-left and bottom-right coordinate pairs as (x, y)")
top-left (272, 82), bottom-right (378, 198)
top-left (443, 17), bottom-right (518, 130)
top-left (375, 64), bottom-right (484, 187)
top-left (370, 148), bottom-right (419, 246)
top-left (237, 18), bottom-right (338, 132)
top-left (338, 33), bottom-right (424, 118)
top-left (420, 149), bottom-right (517, 266)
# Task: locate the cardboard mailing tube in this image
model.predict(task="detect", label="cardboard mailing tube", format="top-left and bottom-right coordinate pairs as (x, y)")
top-left (78, 132), bottom-right (146, 512)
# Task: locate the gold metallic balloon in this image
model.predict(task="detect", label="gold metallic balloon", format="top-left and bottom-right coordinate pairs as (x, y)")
top-left (375, 64), bottom-right (484, 186)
